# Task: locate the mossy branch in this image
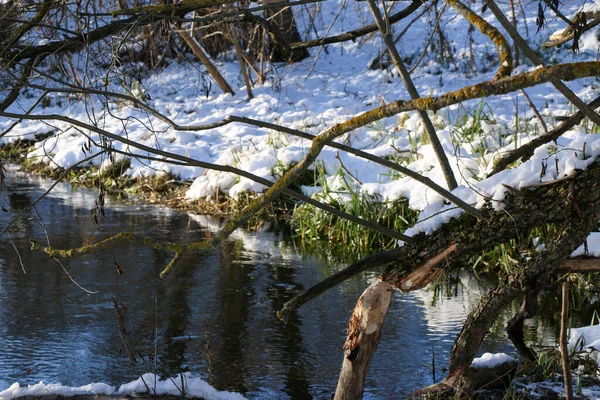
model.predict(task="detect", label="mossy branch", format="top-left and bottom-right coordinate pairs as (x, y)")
top-left (485, 0), bottom-right (600, 126)
top-left (445, 0), bottom-right (512, 80)
top-left (5, 0), bottom-right (53, 50)
top-left (30, 233), bottom-right (213, 279)
top-left (30, 232), bottom-right (214, 257)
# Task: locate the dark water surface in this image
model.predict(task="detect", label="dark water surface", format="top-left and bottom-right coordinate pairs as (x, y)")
top-left (0, 167), bottom-right (588, 399)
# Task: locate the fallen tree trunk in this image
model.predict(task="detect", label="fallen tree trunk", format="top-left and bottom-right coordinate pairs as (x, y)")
top-left (281, 159), bottom-right (600, 392)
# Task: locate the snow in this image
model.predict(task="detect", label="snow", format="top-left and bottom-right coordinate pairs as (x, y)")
top-left (569, 324), bottom-right (600, 365)
top-left (571, 233), bottom-right (600, 257)
top-left (0, 373), bottom-right (246, 400)
top-left (470, 353), bottom-right (515, 369)
top-left (0, 382), bottom-right (114, 399)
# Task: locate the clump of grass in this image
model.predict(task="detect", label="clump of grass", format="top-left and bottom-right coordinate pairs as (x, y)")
top-left (0, 140), bottom-right (34, 163)
top-left (291, 170), bottom-right (419, 258)
top-left (467, 223), bottom-right (566, 277)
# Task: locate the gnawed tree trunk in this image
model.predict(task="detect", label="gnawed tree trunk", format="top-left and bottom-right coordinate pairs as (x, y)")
top-left (334, 281), bottom-right (393, 400)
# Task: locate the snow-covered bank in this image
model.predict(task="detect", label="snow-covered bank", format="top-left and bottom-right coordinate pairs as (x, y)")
top-left (0, 373), bottom-right (246, 400)
top-left (2, 0), bottom-right (600, 234)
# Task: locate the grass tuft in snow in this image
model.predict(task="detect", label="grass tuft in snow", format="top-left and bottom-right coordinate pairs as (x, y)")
top-left (292, 171), bottom-right (418, 257)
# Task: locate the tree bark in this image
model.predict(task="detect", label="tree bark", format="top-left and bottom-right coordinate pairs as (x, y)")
top-left (263, 0), bottom-right (309, 62)
top-left (177, 29), bottom-right (235, 95)
top-left (444, 211), bottom-right (600, 387)
top-left (506, 290), bottom-right (538, 362)
top-left (334, 281), bottom-right (393, 400)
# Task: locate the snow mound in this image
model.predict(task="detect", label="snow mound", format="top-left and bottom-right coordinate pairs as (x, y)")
top-left (0, 373), bottom-right (246, 400)
top-left (471, 352), bottom-right (515, 369)
top-left (118, 373), bottom-right (246, 400)
top-left (569, 324), bottom-right (600, 364)
top-left (0, 382), bottom-right (115, 399)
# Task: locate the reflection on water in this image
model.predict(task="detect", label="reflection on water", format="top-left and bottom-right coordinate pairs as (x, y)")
top-left (0, 166), bottom-right (590, 399)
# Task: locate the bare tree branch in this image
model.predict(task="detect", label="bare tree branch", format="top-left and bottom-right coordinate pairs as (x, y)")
top-left (445, 0), bottom-right (512, 80)
top-left (366, 0), bottom-right (458, 190)
top-left (485, 0), bottom-right (600, 126)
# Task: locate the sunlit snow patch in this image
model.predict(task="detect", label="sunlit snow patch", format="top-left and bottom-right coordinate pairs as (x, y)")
top-left (0, 382), bottom-right (114, 399)
top-left (569, 324), bottom-right (600, 364)
top-left (470, 353), bottom-right (515, 369)
top-left (0, 373), bottom-right (246, 400)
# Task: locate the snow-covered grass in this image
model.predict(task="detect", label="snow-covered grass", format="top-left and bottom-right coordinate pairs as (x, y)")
top-left (569, 324), bottom-right (600, 365)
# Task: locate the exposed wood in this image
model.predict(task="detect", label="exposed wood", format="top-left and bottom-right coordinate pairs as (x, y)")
top-left (177, 29), bottom-right (235, 96)
top-left (278, 247), bottom-right (404, 322)
top-left (561, 282), bottom-right (573, 400)
top-left (542, 11), bottom-right (600, 50)
top-left (282, 160), bottom-right (600, 323)
top-left (559, 258), bottom-right (600, 272)
top-left (399, 243), bottom-right (456, 291)
top-left (334, 281), bottom-right (393, 400)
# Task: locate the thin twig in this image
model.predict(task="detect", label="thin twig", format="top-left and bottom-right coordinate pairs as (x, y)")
top-left (521, 89), bottom-right (549, 135)
top-left (53, 256), bottom-right (98, 294)
top-left (7, 231), bottom-right (26, 274)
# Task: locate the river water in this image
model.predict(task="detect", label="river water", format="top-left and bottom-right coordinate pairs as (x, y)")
top-left (0, 167), bottom-right (590, 399)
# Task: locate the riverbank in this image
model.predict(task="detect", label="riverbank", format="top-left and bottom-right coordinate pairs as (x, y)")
top-left (2, 0), bottom-right (599, 253)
